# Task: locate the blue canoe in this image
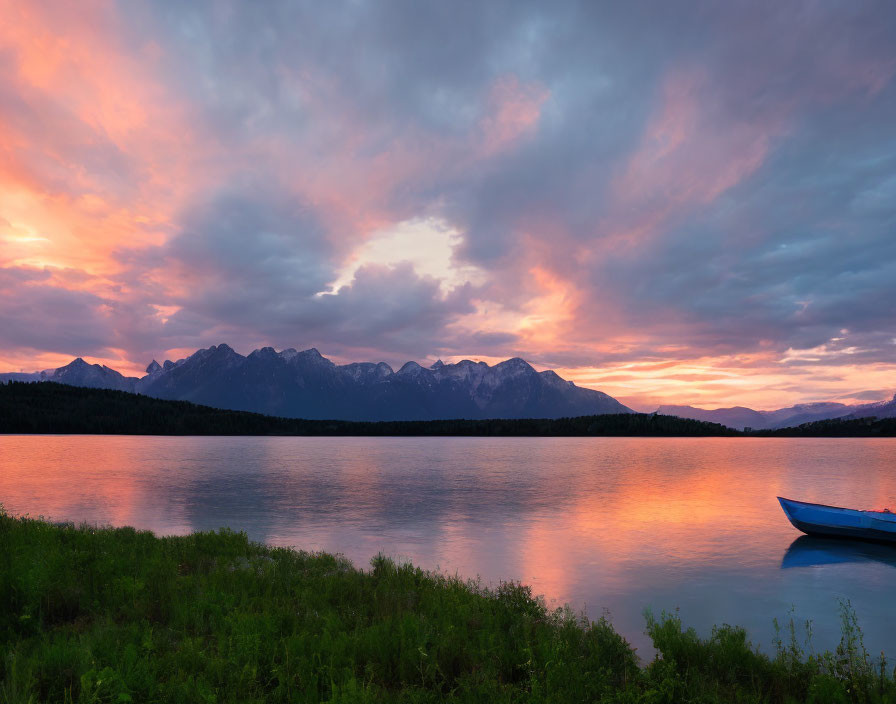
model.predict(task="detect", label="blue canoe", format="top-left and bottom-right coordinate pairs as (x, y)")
top-left (778, 496), bottom-right (896, 544)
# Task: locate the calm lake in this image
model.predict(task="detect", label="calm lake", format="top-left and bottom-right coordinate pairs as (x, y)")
top-left (2, 435), bottom-right (895, 657)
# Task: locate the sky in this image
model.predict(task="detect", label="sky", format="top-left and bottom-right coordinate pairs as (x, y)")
top-left (0, 1), bottom-right (895, 411)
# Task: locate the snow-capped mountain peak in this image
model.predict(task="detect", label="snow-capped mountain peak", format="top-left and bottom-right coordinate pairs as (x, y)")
top-left (397, 361), bottom-right (425, 376)
top-left (1, 344), bottom-right (634, 421)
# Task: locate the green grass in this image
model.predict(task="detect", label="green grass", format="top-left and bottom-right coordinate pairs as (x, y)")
top-left (1, 512), bottom-right (894, 703)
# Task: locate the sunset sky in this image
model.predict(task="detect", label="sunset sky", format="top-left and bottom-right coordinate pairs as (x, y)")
top-left (1, 1), bottom-right (895, 411)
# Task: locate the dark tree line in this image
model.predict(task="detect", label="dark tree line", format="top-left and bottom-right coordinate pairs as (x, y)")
top-left (750, 415), bottom-right (896, 437)
top-left (0, 381), bottom-right (739, 436)
top-left (5, 381), bottom-right (891, 436)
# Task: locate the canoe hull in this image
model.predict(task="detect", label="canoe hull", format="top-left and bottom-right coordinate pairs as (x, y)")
top-left (787, 516), bottom-right (896, 542)
top-left (778, 497), bottom-right (896, 545)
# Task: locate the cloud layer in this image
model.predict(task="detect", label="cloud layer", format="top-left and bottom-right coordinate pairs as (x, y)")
top-left (1, 0), bottom-right (894, 409)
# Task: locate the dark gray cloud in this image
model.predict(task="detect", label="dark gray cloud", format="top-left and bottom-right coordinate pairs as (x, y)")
top-left (114, 181), bottom-right (480, 365)
top-left (2, 0), bottom-right (895, 397)
top-left (130, 0), bottom-right (895, 368)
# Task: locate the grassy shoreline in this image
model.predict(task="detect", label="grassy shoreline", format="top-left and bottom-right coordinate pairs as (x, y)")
top-left (1, 514), bottom-right (894, 703)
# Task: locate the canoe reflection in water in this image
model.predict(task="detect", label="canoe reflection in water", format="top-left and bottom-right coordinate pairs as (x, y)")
top-left (781, 535), bottom-right (896, 570)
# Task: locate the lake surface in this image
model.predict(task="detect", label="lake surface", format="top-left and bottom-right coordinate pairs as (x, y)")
top-left (2, 435), bottom-right (895, 657)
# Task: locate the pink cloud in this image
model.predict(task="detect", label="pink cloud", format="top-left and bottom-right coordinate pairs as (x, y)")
top-left (0, 3), bottom-right (893, 413)
top-left (0, 0), bottom-right (208, 279)
top-left (478, 75), bottom-right (549, 157)
top-left (609, 68), bottom-right (776, 246)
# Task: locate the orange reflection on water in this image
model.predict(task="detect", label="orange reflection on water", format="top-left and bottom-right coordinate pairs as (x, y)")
top-left (512, 438), bottom-right (896, 607)
top-left (0, 435), bottom-right (191, 533)
top-left (3, 435), bottom-right (896, 656)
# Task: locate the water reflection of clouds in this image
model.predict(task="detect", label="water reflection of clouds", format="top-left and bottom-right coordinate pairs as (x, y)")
top-left (3, 435), bottom-right (896, 656)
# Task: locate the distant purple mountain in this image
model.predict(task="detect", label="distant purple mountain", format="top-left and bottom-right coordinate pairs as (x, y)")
top-left (842, 396), bottom-right (896, 421)
top-left (655, 405), bottom-right (767, 431)
top-left (0, 358), bottom-right (139, 391)
top-left (0, 345), bottom-right (633, 421)
top-left (657, 395), bottom-right (896, 430)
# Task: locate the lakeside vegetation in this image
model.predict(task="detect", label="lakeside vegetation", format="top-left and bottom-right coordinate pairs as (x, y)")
top-left (2, 513), bottom-right (894, 703)
top-left (0, 381), bottom-right (737, 436)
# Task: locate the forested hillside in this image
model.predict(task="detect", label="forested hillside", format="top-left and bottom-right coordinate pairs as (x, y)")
top-left (753, 416), bottom-right (896, 437)
top-left (0, 381), bottom-right (736, 436)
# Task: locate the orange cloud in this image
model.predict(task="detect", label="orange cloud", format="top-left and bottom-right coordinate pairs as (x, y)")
top-left (0, 0), bottom-right (207, 281)
top-left (558, 355), bottom-right (896, 412)
top-left (517, 265), bottom-right (583, 347)
top-left (0, 4), bottom-right (891, 416)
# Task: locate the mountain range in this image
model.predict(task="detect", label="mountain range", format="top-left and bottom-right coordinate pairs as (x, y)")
top-left (656, 397), bottom-right (896, 430)
top-left (0, 345), bottom-right (633, 421)
top-left (3, 345), bottom-right (892, 427)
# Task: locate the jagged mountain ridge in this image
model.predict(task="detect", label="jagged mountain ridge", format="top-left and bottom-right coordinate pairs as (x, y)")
top-left (0, 358), bottom-right (139, 391)
top-left (657, 395), bottom-right (896, 430)
top-left (0, 344), bottom-right (633, 421)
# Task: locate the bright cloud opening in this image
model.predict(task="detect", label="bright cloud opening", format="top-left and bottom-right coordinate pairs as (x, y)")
top-left (320, 217), bottom-right (485, 296)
